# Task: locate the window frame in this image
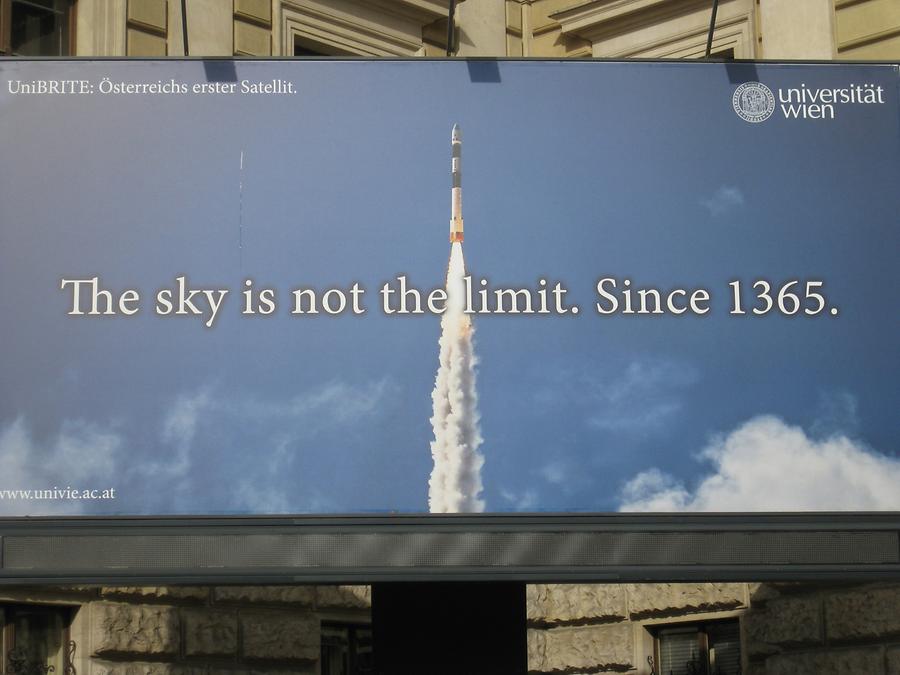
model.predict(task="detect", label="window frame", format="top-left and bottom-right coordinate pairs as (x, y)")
top-left (1, 604), bottom-right (75, 675)
top-left (651, 618), bottom-right (742, 675)
top-left (0, 0), bottom-right (76, 56)
top-left (320, 621), bottom-right (373, 675)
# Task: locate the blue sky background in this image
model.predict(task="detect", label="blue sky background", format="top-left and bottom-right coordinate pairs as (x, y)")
top-left (0, 60), bottom-right (898, 514)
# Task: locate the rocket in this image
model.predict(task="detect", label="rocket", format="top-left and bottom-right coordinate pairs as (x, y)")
top-left (450, 123), bottom-right (464, 243)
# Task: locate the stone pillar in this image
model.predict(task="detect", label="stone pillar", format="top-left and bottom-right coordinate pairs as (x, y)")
top-left (759, 0), bottom-right (836, 59)
top-left (455, 0), bottom-right (507, 56)
top-left (75, 0), bottom-right (126, 56)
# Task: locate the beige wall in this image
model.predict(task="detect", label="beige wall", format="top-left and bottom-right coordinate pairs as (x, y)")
top-left (71, 0), bottom-right (900, 58)
top-left (759, 0), bottom-right (835, 59)
top-left (527, 582), bottom-right (900, 675)
top-left (456, 0), bottom-right (506, 56)
top-left (835, 0), bottom-right (900, 59)
top-left (170, 0), bottom-right (234, 56)
top-left (1, 585), bottom-right (370, 675)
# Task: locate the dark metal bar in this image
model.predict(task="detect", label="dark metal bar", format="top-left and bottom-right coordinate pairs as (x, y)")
top-left (705, 0), bottom-right (720, 58)
top-left (446, 0), bottom-right (456, 57)
top-left (181, 0), bottom-right (189, 56)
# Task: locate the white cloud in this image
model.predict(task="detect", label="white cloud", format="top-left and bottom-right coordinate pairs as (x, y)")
top-left (499, 487), bottom-right (538, 511)
top-left (586, 360), bottom-right (697, 434)
top-left (0, 377), bottom-right (396, 515)
top-left (233, 481), bottom-right (291, 513)
top-left (701, 186), bottom-right (744, 216)
top-left (237, 378), bottom-right (395, 427)
top-left (0, 417), bottom-right (123, 515)
top-left (162, 389), bottom-right (210, 449)
top-left (286, 379), bottom-right (394, 423)
top-left (539, 460), bottom-right (568, 485)
top-left (811, 390), bottom-right (859, 438)
top-left (619, 415), bottom-right (900, 511)
top-left (141, 388), bottom-right (213, 479)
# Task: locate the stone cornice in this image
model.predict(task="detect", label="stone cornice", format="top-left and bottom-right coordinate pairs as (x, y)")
top-left (368, 0), bottom-right (463, 24)
top-left (551, 0), bottom-right (711, 41)
top-left (282, 3), bottom-right (419, 55)
top-left (280, 0), bottom-right (462, 55)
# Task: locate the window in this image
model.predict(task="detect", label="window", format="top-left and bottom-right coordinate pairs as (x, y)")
top-left (293, 35), bottom-right (349, 57)
top-left (1, 605), bottom-right (75, 675)
top-left (0, 0), bottom-right (73, 56)
top-left (321, 623), bottom-right (373, 675)
top-left (710, 47), bottom-right (736, 60)
top-left (653, 620), bottom-right (741, 675)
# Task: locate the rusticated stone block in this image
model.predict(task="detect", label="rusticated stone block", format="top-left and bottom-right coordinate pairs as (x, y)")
top-left (627, 583), bottom-right (745, 618)
top-left (887, 648), bottom-right (900, 675)
top-left (214, 586), bottom-right (315, 606)
top-left (527, 623), bottom-right (633, 672)
top-left (527, 584), bottom-right (627, 624)
top-left (241, 613), bottom-right (319, 662)
top-left (748, 583), bottom-right (816, 608)
top-left (316, 585), bottom-right (371, 609)
top-left (744, 595), bottom-right (822, 657)
top-left (765, 648), bottom-right (885, 675)
top-left (101, 587), bottom-right (208, 602)
top-left (93, 664), bottom-right (205, 675)
top-left (825, 587), bottom-right (900, 641)
top-left (0, 587), bottom-right (99, 604)
top-left (184, 610), bottom-right (238, 656)
top-left (91, 603), bottom-right (179, 657)
top-left (210, 670), bottom-right (315, 675)
top-left (42, 585), bottom-right (101, 596)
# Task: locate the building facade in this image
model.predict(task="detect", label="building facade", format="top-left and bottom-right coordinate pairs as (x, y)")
top-left (527, 581), bottom-right (900, 675)
top-left (0, 585), bottom-right (371, 675)
top-left (1, 0), bottom-right (899, 59)
top-left (3, 582), bottom-right (900, 674)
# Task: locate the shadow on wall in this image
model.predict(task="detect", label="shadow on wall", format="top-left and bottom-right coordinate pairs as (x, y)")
top-left (744, 581), bottom-right (900, 674)
top-left (204, 59), bottom-right (238, 83)
top-left (467, 59), bottom-right (502, 83)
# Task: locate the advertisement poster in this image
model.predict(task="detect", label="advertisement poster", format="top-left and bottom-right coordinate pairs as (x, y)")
top-left (1, 60), bottom-right (898, 515)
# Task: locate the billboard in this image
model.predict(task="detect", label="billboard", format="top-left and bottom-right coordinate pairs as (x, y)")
top-left (1, 59), bottom-right (898, 517)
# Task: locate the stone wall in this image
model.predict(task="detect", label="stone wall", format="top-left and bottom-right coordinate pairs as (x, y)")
top-left (526, 582), bottom-right (900, 675)
top-left (4, 582), bottom-right (899, 674)
top-left (527, 583), bottom-right (748, 674)
top-left (0, 585), bottom-right (371, 675)
top-left (745, 583), bottom-right (900, 675)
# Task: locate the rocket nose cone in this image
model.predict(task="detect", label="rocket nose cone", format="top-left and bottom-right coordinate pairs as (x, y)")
top-left (452, 123), bottom-right (461, 141)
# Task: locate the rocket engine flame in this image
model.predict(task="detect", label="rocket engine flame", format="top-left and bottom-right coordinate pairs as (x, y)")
top-left (428, 242), bottom-right (485, 513)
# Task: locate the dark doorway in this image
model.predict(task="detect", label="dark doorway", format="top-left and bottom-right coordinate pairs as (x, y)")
top-left (372, 582), bottom-right (526, 675)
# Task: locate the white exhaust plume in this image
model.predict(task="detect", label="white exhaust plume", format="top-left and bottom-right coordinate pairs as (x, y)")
top-left (428, 242), bottom-right (485, 512)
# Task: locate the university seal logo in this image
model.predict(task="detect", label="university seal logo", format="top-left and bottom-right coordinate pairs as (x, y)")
top-left (733, 82), bottom-right (775, 123)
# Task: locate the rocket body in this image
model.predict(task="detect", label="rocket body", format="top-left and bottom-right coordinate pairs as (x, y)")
top-left (450, 123), bottom-right (464, 243)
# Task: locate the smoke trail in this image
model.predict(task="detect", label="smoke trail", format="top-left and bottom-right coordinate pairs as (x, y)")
top-left (429, 242), bottom-right (485, 513)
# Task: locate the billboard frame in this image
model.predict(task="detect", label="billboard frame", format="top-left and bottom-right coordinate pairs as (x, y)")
top-left (1, 57), bottom-right (898, 583)
top-left (1, 513), bottom-right (898, 583)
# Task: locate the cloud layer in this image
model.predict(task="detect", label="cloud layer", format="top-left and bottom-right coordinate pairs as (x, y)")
top-left (0, 378), bottom-right (396, 515)
top-left (620, 415), bottom-right (900, 511)
top-left (0, 417), bottom-right (122, 514)
top-left (701, 185), bottom-right (745, 216)
top-left (586, 359), bottom-right (698, 434)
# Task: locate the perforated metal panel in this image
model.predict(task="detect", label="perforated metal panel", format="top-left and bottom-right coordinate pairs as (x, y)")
top-left (1, 515), bottom-right (898, 583)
